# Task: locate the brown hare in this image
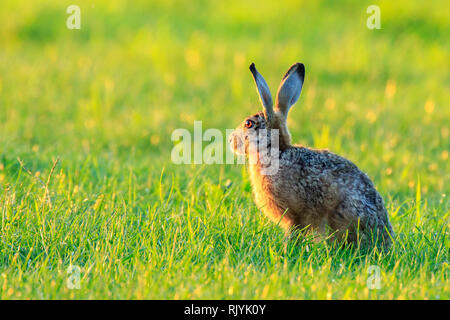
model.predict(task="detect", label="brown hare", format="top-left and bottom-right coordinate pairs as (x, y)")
top-left (229, 62), bottom-right (394, 247)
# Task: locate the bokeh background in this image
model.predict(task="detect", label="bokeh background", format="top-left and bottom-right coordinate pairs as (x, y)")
top-left (0, 0), bottom-right (448, 299)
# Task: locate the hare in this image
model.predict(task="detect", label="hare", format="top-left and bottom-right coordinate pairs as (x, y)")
top-left (229, 62), bottom-right (394, 247)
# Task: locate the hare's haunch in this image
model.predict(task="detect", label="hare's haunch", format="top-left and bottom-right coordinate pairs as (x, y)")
top-left (229, 62), bottom-right (394, 247)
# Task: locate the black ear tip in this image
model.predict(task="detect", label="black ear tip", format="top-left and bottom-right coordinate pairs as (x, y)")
top-left (249, 63), bottom-right (257, 77)
top-left (282, 62), bottom-right (305, 81)
top-left (296, 62), bottom-right (305, 79)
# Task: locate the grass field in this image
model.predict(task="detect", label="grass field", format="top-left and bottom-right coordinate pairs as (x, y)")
top-left (0, 0), bottom-right (448, 299)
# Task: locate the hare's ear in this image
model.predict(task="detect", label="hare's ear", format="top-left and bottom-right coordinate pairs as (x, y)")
top-left (275, 63), bottom-right (305, 118)
top-left (249, 63), bottom-right (274, 124)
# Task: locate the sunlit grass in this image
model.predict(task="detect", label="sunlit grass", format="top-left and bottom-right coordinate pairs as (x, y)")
top-left (0, 0), bottom-right (448, 299)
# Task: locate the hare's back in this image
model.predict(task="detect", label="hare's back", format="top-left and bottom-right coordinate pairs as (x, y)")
top-left (281, 146), bottom-right (360, 176)
top-left (280, 146), bottom-right (382, 209)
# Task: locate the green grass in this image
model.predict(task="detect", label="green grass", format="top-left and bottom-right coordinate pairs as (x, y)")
top-left (0, 0), bottom-right (448, 299)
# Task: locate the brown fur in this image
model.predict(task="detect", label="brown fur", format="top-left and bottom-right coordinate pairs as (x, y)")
top-left (229, 63), bottom-right (394, 247)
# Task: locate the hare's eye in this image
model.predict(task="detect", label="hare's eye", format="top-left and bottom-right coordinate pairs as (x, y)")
top-left (245, 120), bottom-right (255, 129)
